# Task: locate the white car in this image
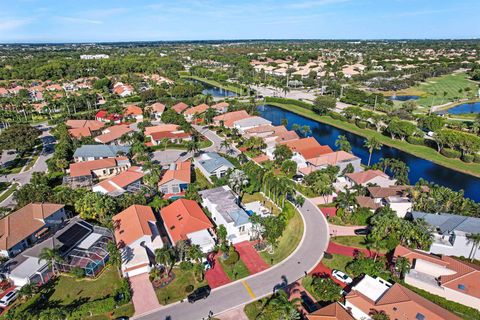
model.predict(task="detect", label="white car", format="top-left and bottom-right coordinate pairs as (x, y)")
top-left (332, 270), bottom-right (353, 285)
top-left (0, 289), bottom-right (18, 307)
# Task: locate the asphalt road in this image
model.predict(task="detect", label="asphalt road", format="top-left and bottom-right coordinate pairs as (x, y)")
top-left (134, 197), bottom-right (329, 320)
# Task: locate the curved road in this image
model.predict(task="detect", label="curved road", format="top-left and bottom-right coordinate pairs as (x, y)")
top-left (135, 197), bottom-right (329, 320)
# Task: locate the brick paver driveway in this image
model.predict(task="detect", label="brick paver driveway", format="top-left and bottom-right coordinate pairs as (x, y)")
top-left (129, 273), bottom-right (161, 316)
top-left (234, 241), bottom-right (269, 274)
top-left (205, 253), bottom-right (231, 288)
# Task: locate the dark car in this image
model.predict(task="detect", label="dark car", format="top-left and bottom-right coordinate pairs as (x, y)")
top-left (354, 228), bottom-right (370, 235)
top-left (187, 285), bottom-right (211, 303)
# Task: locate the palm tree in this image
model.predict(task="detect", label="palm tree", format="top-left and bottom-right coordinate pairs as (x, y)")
top-left (369, 309), bottom-right (390, 320)
top-left (466, 233), bottom-right (480, 262)
top-left (186, 138), bottom-right (200, 156)
top-left (161, 138), bottom-right (170, 151)
top-left (228, 169), bottom-right (249, 197)
top-left (335, 189), bottom-right (358, 221)
top-left (268, 290), bottom-right (301, 320)
top-left (220, 138), bottom-right (232, 152)
top-left (38, 247), bottom-right (63, 275)
top-left (394, 256), bottom-right (411, 279)
top-left (335, 135), bottom-right (352, 152)
top-left (155, 247), bottom-right (176, 275)
top-left (364, 136), bottom-right (382, 166)
top-left (187, 244), bottom-right (204, 263)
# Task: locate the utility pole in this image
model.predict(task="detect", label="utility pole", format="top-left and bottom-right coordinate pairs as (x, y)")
top-left (374, 95), bottom-right (378, 111)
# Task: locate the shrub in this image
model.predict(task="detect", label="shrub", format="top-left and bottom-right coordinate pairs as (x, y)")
top-left (440, 148), bottom-right (461, 158)
top-left (356, 120), bottom-right (367, 129)
top-left (474, 154), bottom-right (480, 164)
top-left (223, 247), bottom-right (239, 265)
top-left (185, 284), bottom-right (194, 293)
top-left (407, 136), bottom-right (425, 145)
top-left (264, 97), bottom-right (313, 110)
top-left (462, 154), bottom-right (474, 163)
top-left (329, 112), bottom-right (346, 121)
top-left (70, 266), bottom-right (85, 279)
top-left (179, 261), bottom-right (194, 271)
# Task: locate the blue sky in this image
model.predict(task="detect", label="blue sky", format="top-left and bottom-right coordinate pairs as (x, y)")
top-left (0, 0), bottom-right (479, 43)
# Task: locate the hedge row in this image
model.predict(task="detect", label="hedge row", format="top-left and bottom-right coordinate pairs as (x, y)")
top-left (265, 97), bottom-right (314, 110)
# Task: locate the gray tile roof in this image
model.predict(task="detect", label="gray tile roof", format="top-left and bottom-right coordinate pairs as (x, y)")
top-left (200, 186), bottom-right (250, 227)
top-left (233, 116), bottom-right (271, 128)
top-left (412, 211), bottom-right (480, 234)
top-left (73, 145), bottom-right (131, 158)
top-left (197, 152), bottom-right (234, 174)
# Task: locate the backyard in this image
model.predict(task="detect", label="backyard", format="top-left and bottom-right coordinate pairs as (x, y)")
top-left (242, 192), bottom-right (281, 215)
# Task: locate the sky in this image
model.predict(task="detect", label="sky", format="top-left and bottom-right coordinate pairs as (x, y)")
top-left (0, 0), bottom-right (479, 43)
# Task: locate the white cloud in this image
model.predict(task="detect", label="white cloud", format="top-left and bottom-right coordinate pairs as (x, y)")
top-left (0, 18), bottom-right (31, 32)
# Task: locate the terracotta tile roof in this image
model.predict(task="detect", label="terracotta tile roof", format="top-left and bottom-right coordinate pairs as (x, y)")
top-left (183, 103), bottom-right (209, 116)
top-left (346, 281), bottom-right (461, 320)
top-left (252, 154), bottom-right (270, 164)
top-left (144, 124), bottom-right (180, 136)
top-left (95, 168), bottom-right (144, 193)
top-left (307, 151), bottom-right (357, 167)
top-left (159, 161), bottom-right (191, 185)
top-left (273, 130), bottom-right (300, 143)
top-left (0, 88), bottom-right (9, 95)
top-left (66, 119), bottom-right (105, 131)
top-left (69, 156), bottom-right (129, 177)
top-left (112, 205), bottom-right (157, 247)
top-left (346, 170), bottom-right (389, 185)
top-left (356, 196), bottom-right (381, 210)
top-left (0, 203), bottom-right (65, 250)
top-left (161, 199), bottom-right (213, 243)
top-left (150, 131), bottom-right (191, 141)
top-left (149, 102), bottom-right (166, 113)
top-left (244, 124), bottom-right (279, 134)
top-left (124, 105), bottom-right (143, 116)
top-left (213, 110), bottom-right (250, 127)
top-left (172, 102), bottom-right (189, 113)
top-left (367, 185), bottom-right (412, 198)
top-left (307, 302), bottom-right (354, 320)
top-left (95, 125), bottom-right (133, 144)
top-left (68, 127), bottom-right (93, 139)
top-left (281, 137), bottom-right (333, 159)
top-left (394, 245), bottom-right (480, 299)
top-left (211, 102), bottom-right (229, 110)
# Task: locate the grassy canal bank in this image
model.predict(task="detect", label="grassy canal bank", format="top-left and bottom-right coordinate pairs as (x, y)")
top-left (264, 100), bottom-right (480, 178)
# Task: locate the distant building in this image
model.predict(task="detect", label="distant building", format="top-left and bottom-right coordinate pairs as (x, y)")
top-left (65, 157), bottom-right (131, 188)
top-left (199, 186), bottom-right (252, 244)
top-left (148, 102), bottom-right (166, 120)
top-left (123, 105), bottom-right (143, 122)
top-left (346, 170), bottom-right (396, 187)
top-left (80, 54), bottom-right (109, 60)
top-left (94, 124), bottom-right (133, 145)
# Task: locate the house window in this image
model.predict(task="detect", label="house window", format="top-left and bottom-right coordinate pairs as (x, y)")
top-left (458, 284), bottom-right (466, 290)
top-left (415, 313), bottom-right (425, 320)
top-left (172, 185), bottom-right (180, 193)
top-left (239, 226), bottom-right (245, 233)
top-left (160, 187), bottom-right (168, 194)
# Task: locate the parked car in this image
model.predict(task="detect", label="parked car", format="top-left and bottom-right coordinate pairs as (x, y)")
top-left (187, 285), bottom-right (211, 303)
top-left (0, 289), bottom-right (18, 307)
top-left (354, 228), bottom-right (370, 235)
top-left (332, 270), bottom-right (353, 285)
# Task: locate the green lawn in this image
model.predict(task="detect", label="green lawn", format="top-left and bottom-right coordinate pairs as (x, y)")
top-left (242, 192), bottom-right (281, 215)
top-left (260, 204), bottom-right (304, 265)
top-left (322, 253), bottom-right (354, 273)
top-left (218, 257), bottom-right (250, 281)
top-left (194, 168), bottom-right (213, 189)
top-left (155, 267), bottom-right (207, 305)
top-left (266, 101), bottom-right (480, 177)
top-left (244, 297), bottom-right (268, 320)
top-left (330, 236), bottom-right (388, 254)
top-left (0, 183), bottom-right (17, 203)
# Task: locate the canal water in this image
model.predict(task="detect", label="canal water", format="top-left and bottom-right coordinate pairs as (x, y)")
top-left (388, 95), bottom-right (420, 101)
top-left (257, 104), bottom-right (480, 202)
top-left (445, 102), bottom-right (480, 115)
top-left (201, 83), bottom-right (238, 97)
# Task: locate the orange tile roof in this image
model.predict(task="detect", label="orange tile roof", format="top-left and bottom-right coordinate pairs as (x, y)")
top-left (274, 130), bottom-right (300, 143)
top-left (161, 199), bottom-right (213, 243)
top-left (211, 102), bottom-right (229, 110)
top-left (213, 110), bottom-right (250, 127)
top-left (367, 185), bottom-right (413, 198)
top-left (307, 151), bottom-right (357, 167)
top-left (66, 119), bottom-right (105, 131)
top-left (144, 124), bottom-right (180, 136)
top-left (356, 196), bottom-right (382, 210)
top-left (149, 102), bottom-right (166, 113)
top-left (244, 124), bottom-right (279, 134)
top-left (183, 103), bottom-right (209, 116)
top-left (159, 161), bottom-right (191, 185)
top-left (96, 168), bottom-right (144, 193)
top-left (346, 282), bottom-right (461, 320)
top-left (68, 127), bottom-right (92, 139)
top-left (69, 156), bottom-right (129, 177)
top-left (346, 170), bottom-right (389, 185)
top-left (307, 302), bottom-right (354, 320)
top-left (112, 205), bottom-right (157, 247)
top-left (394, 245), bottom-right (480, 299)
top-left (172, 102), bottom-right (189, 113)
top-left (252, 154), bottom-right (270, 164)
top-left (124, 105), bottom-right (143, 116)
top-left (281, 137), bottom-right (333, 159)
top-left (150, 131), bottom-right (190, 141)
top-left (95, 125), bottom-right (133, 144)
top-left (0, 203), bottom-right (65, 250)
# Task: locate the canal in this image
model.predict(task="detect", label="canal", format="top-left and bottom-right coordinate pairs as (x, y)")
top-left (258, 104), bottom-right (480, 202)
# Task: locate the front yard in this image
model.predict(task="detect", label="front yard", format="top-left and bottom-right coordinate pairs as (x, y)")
top-left (218, 257), bottom-right (250, 281)
top-left (331, 235), bottom-right (388, 254)
top-left (260, 203), bottom-right (303, 265)
top-left (321, 253), bottom-right (354, 273)
top-left (155, 267), bottom-right (207, 305)
top-left (242, 192), bottom-right (281, 215)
